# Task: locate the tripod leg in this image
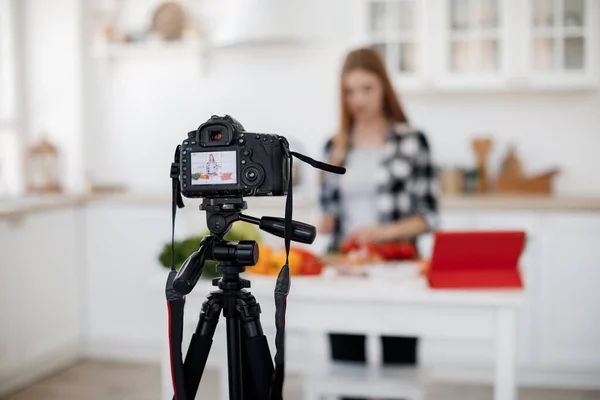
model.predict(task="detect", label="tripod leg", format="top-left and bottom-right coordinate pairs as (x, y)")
top-left (225, 312), bottom-right (243, 400)
top-left (238, 291), bottom-right (275, 400)
top-left (182, 292), bottom-right (222, 399)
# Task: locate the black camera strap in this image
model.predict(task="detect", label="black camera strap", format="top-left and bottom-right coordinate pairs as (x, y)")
top-left (290, 150), bottom-right (345, 174)
top-left (269, 142), bottom-right (345, 400)
top-left (166, 146), bottom-right (187, 400)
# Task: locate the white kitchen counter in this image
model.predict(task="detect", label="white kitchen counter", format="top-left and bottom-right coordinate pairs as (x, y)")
top-left (183, 265), bottom-right (524, 309)
top-left (0, 194), bottom-right (84, 218)
top-left (0, 192), bottom-right (316, 218)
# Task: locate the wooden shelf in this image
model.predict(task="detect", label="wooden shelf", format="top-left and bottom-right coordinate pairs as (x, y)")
top-left (90, 39), bottom-right (205, 60)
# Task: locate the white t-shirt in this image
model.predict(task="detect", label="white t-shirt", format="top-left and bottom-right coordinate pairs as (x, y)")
top-left (339, 146), bottom-right (382, 239)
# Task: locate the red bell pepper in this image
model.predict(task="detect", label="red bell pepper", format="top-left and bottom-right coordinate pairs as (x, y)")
top-left (342, 240), bottom-right (416, 260)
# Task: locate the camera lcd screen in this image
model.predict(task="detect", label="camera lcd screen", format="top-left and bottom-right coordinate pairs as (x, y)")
top-left (190, 151), bottom-right (237, 185)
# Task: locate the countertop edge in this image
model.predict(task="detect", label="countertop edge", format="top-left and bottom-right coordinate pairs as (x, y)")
top-left (3, 192), bottom-right (600, 219)
top-left (149, 271), bottom-right (525, 308)
top-left (440, 195), bottom-right (600, 212)
top-left (0, 196), bottom-right (87, 219)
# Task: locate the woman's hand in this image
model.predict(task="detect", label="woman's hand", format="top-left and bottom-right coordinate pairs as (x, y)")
top-left (347, 216), bottom-right (429, 245)
top-left (347, 224), bottom-right (391, 244)
top-left (317, 214), bottom-right (335, 234)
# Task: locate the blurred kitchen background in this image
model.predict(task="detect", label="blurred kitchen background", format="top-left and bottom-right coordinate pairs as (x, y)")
top-left (1, 0), bottom-right (599, 399)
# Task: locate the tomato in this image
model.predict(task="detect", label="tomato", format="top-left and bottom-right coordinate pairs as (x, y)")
top-left (289, 248), bottom-right (323, 275)
top-left (301, 260), bottom-right (323, 275)
top-left (362, 242), bottom-right (417, 261)
top-left (340, 238), bottom-right (360, 253)
top-left (290, 247), bottom-right (315, 261)
top-left (292, 247), bottom-right (324, 275)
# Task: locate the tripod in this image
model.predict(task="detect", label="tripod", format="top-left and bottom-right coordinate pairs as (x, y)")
top-left (168, 197), bottom-right (316, 400)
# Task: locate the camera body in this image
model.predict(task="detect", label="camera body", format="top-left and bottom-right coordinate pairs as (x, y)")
top-left (179, 115), bottom-right (289, 198)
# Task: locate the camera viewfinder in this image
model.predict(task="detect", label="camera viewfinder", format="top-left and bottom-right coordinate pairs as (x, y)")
top-left (210, 131), bottom-right (223, 141)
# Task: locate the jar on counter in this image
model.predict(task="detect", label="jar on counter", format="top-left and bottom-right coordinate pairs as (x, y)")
top-left (440, 167), bottom-right (464, 195)
top-left (462, 168), bottom-right (480, 194)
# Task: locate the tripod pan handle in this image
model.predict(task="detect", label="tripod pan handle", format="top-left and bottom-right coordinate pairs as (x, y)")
top-left (259, 216), bottom-right (316, 244)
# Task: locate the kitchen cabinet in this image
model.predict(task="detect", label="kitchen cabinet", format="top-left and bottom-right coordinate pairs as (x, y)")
top-left (419, 208), bottom-right (600, 382)
top-left (469, 212), bottom-right (543, 367)
top-left (433, 209), bottom-right (600, 386)
top-left (435, 0), bottom-right (513, 89)
top-left (364, 0), bottom-right (428, 90)
top-left (0, 217), bottom-right (21, 379)
top-left (420, 211), bottom-right (542, 368)
top-left (525, 0), bottom-right (599, 89)
top-left (83, 203), bottom-right (174, 360)
top-left (537, 213), bottom-right (600, 370)
top-left (362, 0), bottom-right (599, 90)
top-left (0, 209), bottom-right (81, 396)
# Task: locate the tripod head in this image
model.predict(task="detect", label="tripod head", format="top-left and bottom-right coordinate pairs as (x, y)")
top-left (173, 197), bottom-right (316, 295)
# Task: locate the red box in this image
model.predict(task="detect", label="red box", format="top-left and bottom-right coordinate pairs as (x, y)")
top-left (427, 231), bottom-right (526, 289)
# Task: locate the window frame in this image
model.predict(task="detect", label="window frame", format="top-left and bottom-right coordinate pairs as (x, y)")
top-left (364, 0), bottom-right (429, 92)
top-left (524, 0), bottom-right (600, 89)
top-left (0, 0), bottom-right (24, 197)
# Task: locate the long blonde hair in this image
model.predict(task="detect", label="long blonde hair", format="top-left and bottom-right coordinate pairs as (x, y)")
top-left (330, 48), bottom-right (409, 166)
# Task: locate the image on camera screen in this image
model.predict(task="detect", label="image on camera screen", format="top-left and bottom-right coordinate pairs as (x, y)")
top-left (190, 151), bottom-right (237, 185)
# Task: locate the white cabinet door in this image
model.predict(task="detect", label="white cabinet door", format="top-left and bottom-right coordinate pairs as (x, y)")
top-left (17, 210), bottom-right (81, 355)
top-left (524, 0), bottom-right (600, 89)
top-left (537, 213), bottom-right (600, 369)
top-left (471, 211), bottom-right (543, 367)
top-left (435, 0), bottom-right (513, 89)
top-left (0, 209), bottom-right (80, 394)
top-left (363, 0), bottom-right (429, 91)
top-left (0, 216), bottom-right (24, 376)
top-left (83, 203), bottom-right (173, 360)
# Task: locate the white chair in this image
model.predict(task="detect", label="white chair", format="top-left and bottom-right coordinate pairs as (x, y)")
top-left (301, 333), bottom-right (424, 400)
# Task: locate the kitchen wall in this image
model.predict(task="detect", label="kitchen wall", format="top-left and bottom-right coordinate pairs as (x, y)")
top-left (85, 44), bottom-right (345, 199)
top-left (85, 45), bottom-right (600, 197)
top-left (23, 0), bottom-right (85, 193)
top-left (21, 0), bottom-right (599, 197)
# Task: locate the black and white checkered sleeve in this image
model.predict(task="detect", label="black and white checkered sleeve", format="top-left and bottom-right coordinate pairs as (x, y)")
top-left (410, 132), bottom-right (440, 231)
top-left (319, 140), bottom-right (340, 215)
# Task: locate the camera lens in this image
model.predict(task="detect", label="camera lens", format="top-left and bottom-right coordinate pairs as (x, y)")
top-left (210, 131), bottom-right (223, 141)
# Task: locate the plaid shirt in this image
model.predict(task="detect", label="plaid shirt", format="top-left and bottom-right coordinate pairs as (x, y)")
top-left (319, 123), bottom-right (440, 251)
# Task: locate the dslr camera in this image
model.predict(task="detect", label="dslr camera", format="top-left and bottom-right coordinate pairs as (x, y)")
top-left (179, 115), bottom-right (289, 198)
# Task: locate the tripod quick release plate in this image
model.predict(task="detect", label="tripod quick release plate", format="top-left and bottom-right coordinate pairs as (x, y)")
top-left (201, 198), bottom-right (248, 236)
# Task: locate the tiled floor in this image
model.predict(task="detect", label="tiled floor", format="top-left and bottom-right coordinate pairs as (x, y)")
top-left (2, 360), bottom-right (599, 400)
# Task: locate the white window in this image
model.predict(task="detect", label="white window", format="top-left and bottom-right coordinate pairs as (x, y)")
top-left (446, 0), bottom-right (503, 75)
top-left (526, 0), bottom-right (598, 88)
top-left (362, 0), bottom-right (598, 91)
top-left (436, 0), bottom-right (511, 89)
top-left (366, 0), bottom-right (427, 90)
top-left (0, 0), bottom-right (21, 197)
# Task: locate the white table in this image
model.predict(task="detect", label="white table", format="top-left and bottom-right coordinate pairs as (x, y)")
top-left (159, 264), bottom-right (525, 400)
